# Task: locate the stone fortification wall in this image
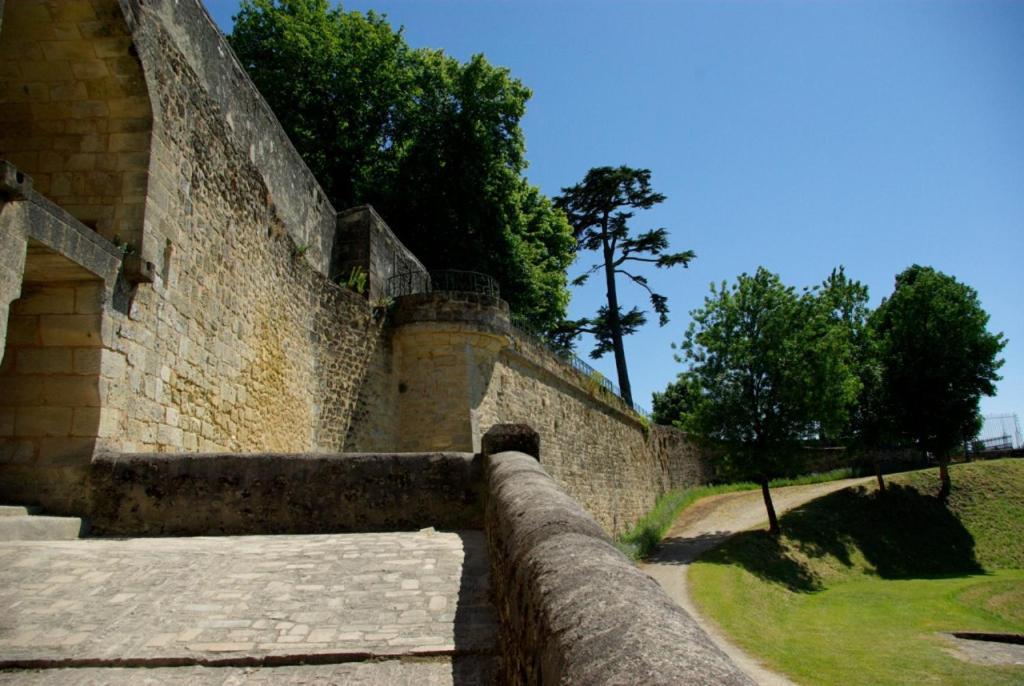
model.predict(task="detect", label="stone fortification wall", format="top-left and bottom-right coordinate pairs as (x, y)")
top-left (93, 4), bottom-right (384, 458)
top-left (123, 0), bottom-right (336, 274)
top-left (371, 291), bottom-right (713, 537)
top-left (479, 333), bottom-right (714, 535)
top-left (87, 451), bottom-right (483, 536)
top-left (482, 445), bottom-right (751, 685)
top-left (0, 0), bottom-right (396, 513)
top-left (334, 205), bottom-right (427, 301)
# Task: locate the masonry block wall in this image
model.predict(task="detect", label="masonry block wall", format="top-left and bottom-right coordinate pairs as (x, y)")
top-left (0, 0), bottom-right (395, 513)
top-left (0, 0), bottom-right (152, 248)
top-left (376, 291), bottom-right (713, 537)
top-left (2, 0), bottom-right (712, 533)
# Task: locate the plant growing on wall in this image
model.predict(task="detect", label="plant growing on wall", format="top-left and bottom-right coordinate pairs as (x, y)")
top-left (554, 166), bottom-right (695, 406)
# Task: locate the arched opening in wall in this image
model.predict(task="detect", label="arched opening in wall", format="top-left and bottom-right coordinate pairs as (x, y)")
top-left (0, 0), bottom-right (153, 251)
top-left (0, 240), bottom-right (105, 509)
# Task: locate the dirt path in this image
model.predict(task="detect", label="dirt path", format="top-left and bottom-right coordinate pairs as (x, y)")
top-left (639, 477), bottom-right (873, 686)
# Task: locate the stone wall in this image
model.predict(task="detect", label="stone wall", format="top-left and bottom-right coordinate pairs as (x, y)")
top-left (483, 446), bottom-right (752, 685)
top-left (335, 205), bottom-right (427, 301)
top-left (0, 0), bottom-right (152, 249)
top-left (371, 291), bottom-right (714, 537)
top-left (87, 451), bottom-right (483, 536)
top-left (0, 0), bottom-right (396, 512)
top-left (127, 0), bottom-right (336, 274)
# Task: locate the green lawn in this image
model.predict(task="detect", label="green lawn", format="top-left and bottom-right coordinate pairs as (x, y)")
top-left (689, 459), bottom-right (1024, 686)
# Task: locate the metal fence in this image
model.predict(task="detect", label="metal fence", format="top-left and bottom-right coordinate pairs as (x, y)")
top-left (509, 313), bottom-right (651, 419)
top-left (386, 269), bottom-right (650, 418)
top-left (386, 270), bottom-right (500, 299)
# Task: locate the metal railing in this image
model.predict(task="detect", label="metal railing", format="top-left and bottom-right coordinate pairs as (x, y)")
top-left (386, 269), bottom-right (500, 299)
top-left (509, 313), bottom-right (651, 419)
top-left (385, 269), bottom-right (650, 418)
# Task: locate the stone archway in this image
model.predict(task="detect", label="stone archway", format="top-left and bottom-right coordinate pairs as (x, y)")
top-left (0, 0), bottom-right (153, 250)
top-left (0, 240), bottom-right (107, 512)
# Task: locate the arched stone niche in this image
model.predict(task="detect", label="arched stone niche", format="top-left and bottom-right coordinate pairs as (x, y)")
top-left (0, 0), bottom-right (153, 251)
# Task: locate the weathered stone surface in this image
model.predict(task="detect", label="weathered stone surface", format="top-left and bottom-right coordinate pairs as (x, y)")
top-left (0, 531), bottom-right (498, 667)
top-left (335, 205), bottom-right (427, 301)
top-left (0, 659), bottom-right (498, 686)
top-left (484, 450), bottom-right (752, 685)
top-left (482, 424), bottom-right (539, 460)
top-left (87, 451), bottom-right (484, 536)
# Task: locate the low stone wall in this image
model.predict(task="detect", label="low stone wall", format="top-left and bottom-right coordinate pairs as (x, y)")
top-left (87, 451), bottom-right (483, 536)
top-left (483, 447), bottom-right (751, 685)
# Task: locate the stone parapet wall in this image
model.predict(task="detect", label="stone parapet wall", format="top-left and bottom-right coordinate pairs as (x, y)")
top-left (369, 291), bottom-right (714, 537)
top-left (479, 330), bottom-right (712, 537)
top-left (129, 0), bottom-right (336, 274)
top-left (87, 451), bottom-right (484, 536)
top-left (483, 448), bottom-right (752, 685)
top-left (335, 205), bottom-right (427, 300)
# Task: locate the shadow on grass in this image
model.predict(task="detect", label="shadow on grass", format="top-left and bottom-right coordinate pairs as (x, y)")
top-left (701, 484), bottom-right (983, 593)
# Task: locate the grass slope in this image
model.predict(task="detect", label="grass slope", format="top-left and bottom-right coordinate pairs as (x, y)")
top-left (617, 468), bottom-right (854, 559)
top-left (690, 459), bottom-right (1024, 686)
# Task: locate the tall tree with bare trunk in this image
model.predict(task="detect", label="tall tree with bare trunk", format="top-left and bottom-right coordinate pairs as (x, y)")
top-left (554, 166), bottom-right (694, 406)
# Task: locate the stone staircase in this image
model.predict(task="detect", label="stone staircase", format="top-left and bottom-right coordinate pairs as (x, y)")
top-left (0, 505), bottom-right (86, 540)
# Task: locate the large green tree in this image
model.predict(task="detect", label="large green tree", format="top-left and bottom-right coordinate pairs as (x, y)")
top-left (681, 268), bottom-right (860, 534)
top-left (651, 372), bottom-right (702, 428)
top-left (871, 265), bottom-right (1005, 497)
top-left (229, 0), bottom-right (574, 331)
top-left (554, 166), bottom-right (695, 406)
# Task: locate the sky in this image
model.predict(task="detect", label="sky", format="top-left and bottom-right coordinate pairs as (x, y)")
top-left (205, 0), bottom-right (1024, 426)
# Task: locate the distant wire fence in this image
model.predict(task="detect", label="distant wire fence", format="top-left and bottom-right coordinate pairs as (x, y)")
top-left (975, 413), bottom-right (1023, 451)
top-left (509, 313), bottom-right (651, 419)
top-left (386, 270), bottom-right (501, 299)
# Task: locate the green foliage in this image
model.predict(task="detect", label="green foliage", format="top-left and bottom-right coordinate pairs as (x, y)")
top-left (870, 265), bottom-right (1006, 460)
top-left (651, 372), bottom-right (701, 428)
top-left (690, 460), bottom-right (1024, 686)
top-left (229, 0), bottom-right (574, 332)
top-left (344, 265), bottom-right (367, 294)
top-left (681, 267), bottom-right (861, 482)
top-left (554, 166), bottom-right (695, 405)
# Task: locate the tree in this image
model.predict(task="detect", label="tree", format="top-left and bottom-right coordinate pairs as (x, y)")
top-left (229, 0), bottom-right (574, 331)
top-left (651, 372), bottom-right (701, 428)
top-left (814, 268), bottom-right (891, 492)
top-left (681, 268), bottom-right (860, 534)
top-left (554, 166), bottom-right (695, 405)
top-left (871, 265), bottom-right (1006, 498)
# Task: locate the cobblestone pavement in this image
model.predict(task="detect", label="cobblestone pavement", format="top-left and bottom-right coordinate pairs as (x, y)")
top-left (0, 530), bottom-right (497, 684)
top-left (0, 658), bottom-right (499, 685)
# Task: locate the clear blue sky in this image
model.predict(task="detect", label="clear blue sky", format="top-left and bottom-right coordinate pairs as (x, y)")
top-left (205, 0), bottom-right (1023, 421)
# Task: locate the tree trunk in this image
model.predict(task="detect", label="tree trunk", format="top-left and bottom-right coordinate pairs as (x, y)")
top-left (761, 477), bottom-right (780, 535)
top-left (939, 459), bottom-right (951, 500)
top-left (875, 459), bottom-right (886, 493)
top-left (602, 233), bottom-right (632, 406)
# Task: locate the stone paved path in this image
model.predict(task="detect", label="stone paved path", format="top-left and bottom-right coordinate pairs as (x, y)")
top-left (640, 477), bottom-right (873, 686)
top-left (0, 530), bottom-right (497, 684)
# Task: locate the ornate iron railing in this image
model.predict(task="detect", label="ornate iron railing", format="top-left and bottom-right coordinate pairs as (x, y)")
top-left (386, 269), bottom-right (500, 299)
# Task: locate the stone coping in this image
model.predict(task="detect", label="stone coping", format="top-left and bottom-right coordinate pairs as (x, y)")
top-left (483, 449), bottom-right (753, 685)
top-left (87, 451), bottom-right (484, 536)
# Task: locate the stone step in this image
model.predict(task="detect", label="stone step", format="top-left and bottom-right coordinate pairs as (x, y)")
top-left (0, 515), bottom-right (86, 540)
top-left (0, 505), bottom-right (40, 518)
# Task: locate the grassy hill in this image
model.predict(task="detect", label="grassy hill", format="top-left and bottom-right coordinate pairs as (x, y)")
top-left (689, 459), bottom-right (1024, 686)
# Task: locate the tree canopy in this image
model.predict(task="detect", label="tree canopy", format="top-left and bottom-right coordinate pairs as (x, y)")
top-left (554, 166), bottom-right (694, 405)
top-left (229, 0), bottom-right (574, 331)
top-left (680, 267), bottom-right (861, 533)
top-left (870, 265), bottom-right (1005, 495)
